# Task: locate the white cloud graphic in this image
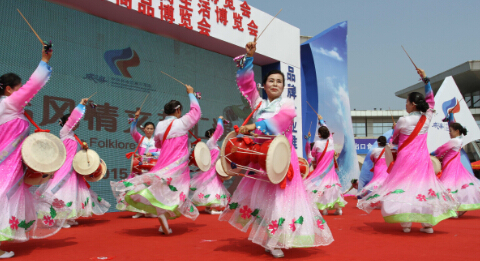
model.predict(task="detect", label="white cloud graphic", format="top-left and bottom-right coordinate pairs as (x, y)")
top-left (319, 47), bottom-right (343, 62)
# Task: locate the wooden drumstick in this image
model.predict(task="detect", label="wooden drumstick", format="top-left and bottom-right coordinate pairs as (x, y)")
top-left (17, 9), bottom-right (44, 46)
top-left (389, 107), bottom-right (395, 124)
top-left (256, 8), bottom-right (282, 42)
top-left (160, 71), bottom-right (187, 87)
top-left (87, 92), bottom-right (97, 100)
top-left (306, 101), bottom-right (321, 118)
top-left (401, 45), bottom-right (418, 70)
top-left (139, 93), bottom-right (149, 110)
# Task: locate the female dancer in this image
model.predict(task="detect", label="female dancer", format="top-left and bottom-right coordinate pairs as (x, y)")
top-left (304, 115), bottom-right (347, 216)
top-left (357, 136), bottom-right (389, 200)
top-left (190, 116), bottom-right (230, 214)
top-left (219, 40), bottom-right (333, 258)
top-left (121, 110), bottom-right (160, 218)
top-left (113, 84), bottom-right (200, 235)
top-left (0, 48), bottom-right (68, 258)
top-left (357, 68), bottom-right (458, 233)
top-left (432, 112), bottom-right (480, 216)
top-left (35, 98), bottom-right (110, 228)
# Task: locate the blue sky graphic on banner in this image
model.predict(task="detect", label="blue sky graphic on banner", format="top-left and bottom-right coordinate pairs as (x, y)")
top-left (301, 21), bottom-right (359, 188)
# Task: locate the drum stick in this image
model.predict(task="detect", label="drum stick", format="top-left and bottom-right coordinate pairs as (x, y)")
top-left (389, 107), bottom-right (395, 124)
top-left (87, 92), bottom-right (97, 100)
top-left (139, 93), bottom-right (149, 110)
top-left (401, 45), bottom-right (418, 70)
top-left (17, 9), bottom-right (44, 45)
top-left (234, 173), bottom-right (270, 183)
top-left (256, 8), bottom-right (282, 42)
top-left (306, 101), bottom-right (320, 118)
top-left (161, 71), bottom-right (187, 87)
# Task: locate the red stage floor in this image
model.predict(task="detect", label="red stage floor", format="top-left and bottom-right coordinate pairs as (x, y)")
top-left (3, 196), bottom-right (480, 260)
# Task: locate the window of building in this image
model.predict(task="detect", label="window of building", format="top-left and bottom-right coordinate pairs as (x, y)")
top-left (353, 122), bottom-right (366, 137)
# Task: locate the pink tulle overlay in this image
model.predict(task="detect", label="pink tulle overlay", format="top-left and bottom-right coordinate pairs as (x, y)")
top-left (357, 134), bottom-right (459, 225)
top-left (358, 158), bottom-right (389, 201)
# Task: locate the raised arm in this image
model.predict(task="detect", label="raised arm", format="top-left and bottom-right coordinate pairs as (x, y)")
top-left (417, 69), bottom-right (434, 109)
top-left (178, 92), bottom-right (201, 131)
top-left (207, 117), bottom-right (224, 149)
top-left (5, 49), bottom-right (52, 112)
top-left (236, 57), bottom-right (261, 109)
top-left (60, 100), bottom-right (86, 137)
top-left (129, 118), bottom-right (143, 144)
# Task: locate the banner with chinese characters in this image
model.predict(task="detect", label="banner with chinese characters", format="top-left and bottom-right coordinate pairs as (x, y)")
top-left (300, 21), bottom-right (359, 189)
top-left (0, 0), bottom-right (262, 210)
top-left (280, 63), bottom-right (303, 157)
top-left (427, 76), bottom-right (480, 151)
top-left (354, 139), bottom-right (377, 155)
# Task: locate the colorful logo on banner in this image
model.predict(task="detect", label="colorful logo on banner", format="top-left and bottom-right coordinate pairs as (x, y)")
top-left (442, 97), bottom-right (460, 121)
top-left (103, 47), bottom-right (140, 78)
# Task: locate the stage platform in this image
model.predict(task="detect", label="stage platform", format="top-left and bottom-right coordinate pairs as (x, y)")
top-left (4, 196), bottom-right (479, 260)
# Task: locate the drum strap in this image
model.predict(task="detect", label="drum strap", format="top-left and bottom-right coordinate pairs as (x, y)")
top-left (370, 148), bottom-right (385, 172)
top-left (436, 151), bottom-right (460, 179)
top-left (162, 120), bottom-right (175, 144)
top-left (306, 139), bottom-right (330, 179)
top-left (387, 115), bottom-right (426, 173)
top-left (126, 136), bottom-right (144, 159)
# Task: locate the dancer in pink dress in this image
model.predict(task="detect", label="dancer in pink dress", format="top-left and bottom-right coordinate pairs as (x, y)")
top-left (432, 112), bottom-right (480, 216)
top-left (190, 116), bottom-right (230, 214)
top-left (114, 109), bottom-right (159, 218)
top-left (357, 136), bottom-right (389, 201)
top-left (113, 85), bottom-right (200, 235)
top-left (0, 48), bottom-right (69, 258)
top-left (357, 68), bottom-right (459, 233)
top-left (35, 99), bottom-right (110, 228)
top-left (304, 115), bottom-right (347, 216)
top-left (219, 40), bottom-right (333, 258)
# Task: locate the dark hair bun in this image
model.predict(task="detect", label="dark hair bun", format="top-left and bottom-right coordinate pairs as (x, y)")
top-left (164, 100), bottom-right (182, 115)
top-left (377, 136), bottom-right (387, 147)
top-left (205, 128), bottom-right (215, 139)
top-left (407, 92), bottom-right (429, 112)
top-left (318, 126), bottom-right (330, 139)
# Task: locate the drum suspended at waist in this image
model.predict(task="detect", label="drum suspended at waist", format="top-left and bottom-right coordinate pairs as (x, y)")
top-left (73, 149), bottom-right (107, 182)
top-left (21, 132), bottom-right (67, 185)
top-left (220, 131), bottom-right (291, 184)
top-left (131, 154), bottom-right (158, 175)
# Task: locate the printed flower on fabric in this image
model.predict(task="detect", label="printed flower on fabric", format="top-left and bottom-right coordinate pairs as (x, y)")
top-left (268, 220), bottom-right (279, 235)
top-left (447, 188), bottom-right (451, 193)
top-left (289, 219), bottom-right (296, 232)
top-left (166, 177), bottom-right (173, 185)
top-left (325, 185), bottom-right (331, 189)
top-left (43, 215), bottom-right (54, 227)
top-left (81, 203), bottom-right (85, 209)
top-left (416, 194), bottom-right (426, 202)
top-left (215, 194), bottom-right (221, 200)
top-left (370, 201), bottom-right (381, 208)
top-left (52, 199), bottom-right (65, 209)
top-left (373, 185), bottom-right (378, 189)
top-left (336, 183), bottom-right (342, 187)
top-left (442, 195), bottom-right (447, 201)
top-left (9, 216), bottom-right (19, 230)
top-left (240, 205), bottom-right (252, 219)
top-left (428, 189), bottom-right (436, 197)
top-left (461, 184), bottom-right (469, 189)
top-left (317, 219), bottom-right (324, 230)
top-left (198, 193), bottom-right (205, 199)
top-left (227, 196), bottom-right (231, 203)
top-left (180, 192), bottom-right (186, 202)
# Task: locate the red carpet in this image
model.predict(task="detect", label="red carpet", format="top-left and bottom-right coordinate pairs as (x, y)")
top-left (3, 196), bottom-right (480, 260)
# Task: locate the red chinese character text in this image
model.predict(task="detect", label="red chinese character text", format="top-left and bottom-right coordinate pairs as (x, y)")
top-left (224, 0), bottom-right (235, 10)
top-left (233, 13), bottom-right (244, 31)
top-left (240, 1), bottom-right (251, 18)
top-left (116, 0), bottom-right (132, 9)
top-left (215, 6), bottom-right (228, 26)
top-left (248, 20), bottom-right (258, 37)
top-left (198, 18), bottom-right (211, 36)
top-left (138, 0), bottom-right (154, 17)
top-left (159, 2), bottom-right (175, 24)
top-left (198, 0), bottom-right (211, 18)
top-left (179, 0), bottom-right (193, 30)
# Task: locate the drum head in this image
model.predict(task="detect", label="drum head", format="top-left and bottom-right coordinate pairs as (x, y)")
top-left (73, 149), bottom-right (101, 175)
top-left (215, 160), bottom-right (232, 180)
top-left (298, 157), bottom-right (309, 179)
top-left (194, 141), bottom-right (211, 172)
top-left (85, 159), bottom-right (107, 182)
top-left (266, 135), bottom-right (291, 184)
top-left (220, 131), bottom-right (241, 176)
top-left (430, 156), bottom-right (441, 174)
top-left (385, 146), bottom-right (394, 167)
top-left (21, 132), bottom-right (67, 173)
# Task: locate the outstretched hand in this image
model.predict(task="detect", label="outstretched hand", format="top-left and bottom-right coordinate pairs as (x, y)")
top-left (417, 68), bottom-right (426, 79)
top-left (186, 84), bottom-right (194, 94)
